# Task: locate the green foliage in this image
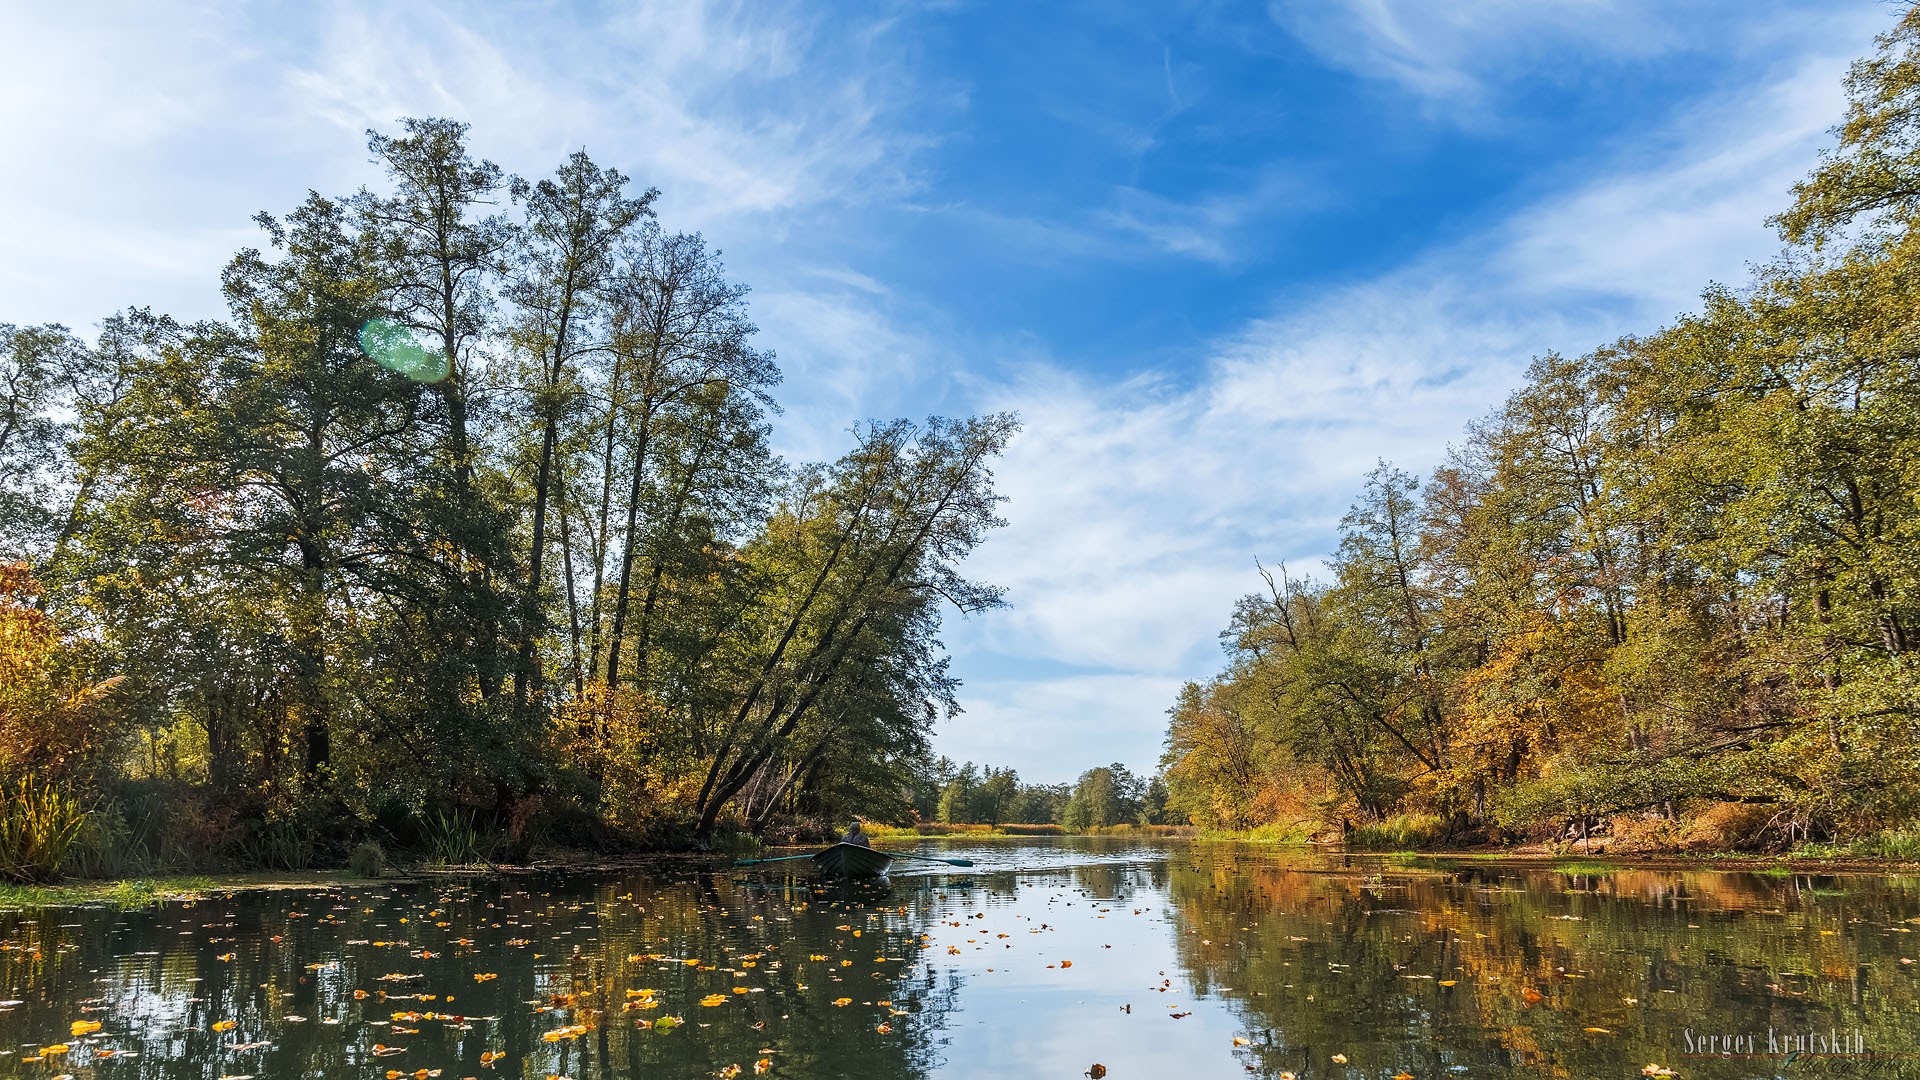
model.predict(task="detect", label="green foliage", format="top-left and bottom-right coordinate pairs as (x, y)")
top-left (0, 113), bottom-right (1020, 871)
top-left (0, 775), bottom-right (89, 882)
top-left (422, 809), bottom-right (484, 867)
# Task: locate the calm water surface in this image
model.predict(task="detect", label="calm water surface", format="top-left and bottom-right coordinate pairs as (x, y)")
top-left (4, 839), bottom-right (1920, 1079)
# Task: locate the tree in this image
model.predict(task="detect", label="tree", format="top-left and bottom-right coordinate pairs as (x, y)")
top-left (505, 150), bottom-right (657, 713)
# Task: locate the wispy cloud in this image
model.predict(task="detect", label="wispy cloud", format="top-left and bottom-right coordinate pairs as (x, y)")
top-left (0, 0), bottom-right (935, 330)
top-left (935, 19), bottom-right (1870, 779)
top-left (1268, 0), bottom-right (1682, 107)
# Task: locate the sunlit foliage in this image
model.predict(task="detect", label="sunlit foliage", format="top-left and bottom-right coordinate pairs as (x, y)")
top-left (1164, 11), bottom-right (1920, 851)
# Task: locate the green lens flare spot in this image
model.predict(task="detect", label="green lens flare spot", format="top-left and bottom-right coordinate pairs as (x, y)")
top-left (358, 318), bottom-right (449, 383)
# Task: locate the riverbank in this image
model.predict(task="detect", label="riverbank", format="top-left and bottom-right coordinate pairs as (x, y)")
top-left (0, 872), bottom-right (349, 909)
top-left (12, 838), bottom-right (1919, 912)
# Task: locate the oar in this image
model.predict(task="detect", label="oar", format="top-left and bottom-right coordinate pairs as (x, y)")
top-left (731, 853), bottom-right (819, 866)
top-left (733, 850), bottom-right (975, 868)
top-left (877, 850), bottom-right (974, 867)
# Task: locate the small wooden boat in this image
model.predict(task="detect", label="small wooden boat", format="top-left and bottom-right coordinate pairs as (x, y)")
top-left (812, 842), bottom-right (893, 879)
top-left (732, 844), bottom-right (968, 877)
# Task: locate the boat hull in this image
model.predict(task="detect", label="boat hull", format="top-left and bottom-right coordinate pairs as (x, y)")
top-left (812, 842), bottom-right (893, 879)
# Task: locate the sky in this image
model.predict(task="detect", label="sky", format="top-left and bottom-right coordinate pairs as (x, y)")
top-left (0, 0), bottom-right (1890, 784)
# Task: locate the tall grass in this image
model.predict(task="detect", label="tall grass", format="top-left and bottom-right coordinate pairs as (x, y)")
top-left (1344, 812), bottom-right (1449, 852)
top-left (423, 809), bottom-right (484, 866)
top-left (0, 776), bottom-right (90, 883)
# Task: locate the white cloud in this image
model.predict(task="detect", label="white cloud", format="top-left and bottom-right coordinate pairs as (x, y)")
top-left (935, 672), bottom-right (1188, 784)
top-left (939, 20), bottom-right (1868, 777)
top-left (1271, 0), bottom-right (1677, 104)
top-left (0, 1), bottom-right (929, 333)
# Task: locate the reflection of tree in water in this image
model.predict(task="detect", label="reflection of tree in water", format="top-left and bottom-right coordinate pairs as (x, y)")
top-left (1160, 855), bottom-right (1920, 1079)
top-left (0, 870), bottom-right (964, 1080)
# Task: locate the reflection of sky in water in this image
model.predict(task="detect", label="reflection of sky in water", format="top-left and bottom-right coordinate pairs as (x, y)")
top-left (5, 840), bottom-right (1920, 1078)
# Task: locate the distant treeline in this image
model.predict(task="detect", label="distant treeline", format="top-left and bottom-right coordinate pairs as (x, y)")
top-left (907, 758), bottom-right (1177, 831)
top-left (1162, 15), bottom-right (1920, 855)
top-left (0, 117), bottom-right (1016, 880)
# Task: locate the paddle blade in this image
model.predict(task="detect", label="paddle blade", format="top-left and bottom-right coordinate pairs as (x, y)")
top-left (949, 858), bottom-right (975, 866)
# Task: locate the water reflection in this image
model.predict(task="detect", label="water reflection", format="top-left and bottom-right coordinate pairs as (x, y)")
top-left (1164, 852), bottom-right (1920, 1079)
top-left (3, 843), bottom-right (1919, 1079)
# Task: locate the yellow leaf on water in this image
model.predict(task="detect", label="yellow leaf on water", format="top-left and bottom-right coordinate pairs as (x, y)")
top-left (42, 1044), bottom-right (70, 1056)
top-left (1438, 980), bottom-right (1457, 987)
top-left (1233, 1036), bottom-right (1251, 1046)
top-left (473, 973), bottom-right (497, 982)
top-left (70, 1021), bottom-right (101, 1037)
top-left (1585, 1027), bottom-right (1614, 1035)
top-left (832, 998), bottom-right (852, 1008)
top-left (699, 994), bottom-right (728, 1007)
top-left (211, 1021), bottom-right (236, 1033)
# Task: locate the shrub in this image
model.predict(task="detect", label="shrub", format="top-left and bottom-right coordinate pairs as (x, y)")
top-left (0, 775), bottom-right (90, 882)
top-left (348, 841), bottom-right (386, 878)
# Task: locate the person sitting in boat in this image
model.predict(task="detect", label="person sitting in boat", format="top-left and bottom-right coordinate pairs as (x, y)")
top-left (842, 819), bottom-right (871, 848)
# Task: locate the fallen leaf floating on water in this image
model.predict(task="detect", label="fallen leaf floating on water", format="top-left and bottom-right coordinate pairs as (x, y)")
top-left (1641, 1067), bottom-right (1676, 1078)
top-left (1393, 1073), bottom-right (1413, 1080)
top-left (70, 1020), bottom-right (101, 1037)
top-left (42, 1044), bottom-right (70, 1056)
top-left (754, 1060), bottom-right (772, 1075)
top-left (211, 1021), bottom-right (236, 1032)
top-left (372, 1045), bottom-right (408, 1057)
top-left (832, 998), bottom-right (853, 1008)
top-left (1086, 1066), bottom-right (1107, 1079)
top-left (473, 973), bottom-right (497, 982)
top-left (699, 995), bottom-right (729, 1007)
top-left (1438, 980), bottom-right (1457, 987)
top-left (1585, 1027), bottom-right (1614, 1035)
top-left (1169, 1012), bottom-right (1192, 1019)
top-left (479, 1051), bottom-right (505, 1068)
top-left (650, 1015), bottom-right (683, 1033)
top-left (719, 1066), bottom-right (742, 1079)
top-left (1331, 1055), bottom-right (1348, 1065)
top-left (876, 1023), bottom-right (893, 1034)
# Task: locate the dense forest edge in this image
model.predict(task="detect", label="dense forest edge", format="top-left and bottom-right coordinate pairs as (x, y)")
top-left (1160, 13), bottom-right (1920, 862)
top-left (0, 113), bottom-right (1051, 882)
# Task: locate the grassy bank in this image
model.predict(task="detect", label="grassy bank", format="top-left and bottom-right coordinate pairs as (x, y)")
top-left (0, 872), bottom-right (338, 909)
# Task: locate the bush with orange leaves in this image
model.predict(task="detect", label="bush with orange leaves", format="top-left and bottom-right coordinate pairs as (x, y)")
top-left (0, 563), bottom-right (122, 784)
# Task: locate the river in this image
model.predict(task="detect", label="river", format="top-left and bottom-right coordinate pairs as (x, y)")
top-left (4, 838), bottom-right (1918, 1078)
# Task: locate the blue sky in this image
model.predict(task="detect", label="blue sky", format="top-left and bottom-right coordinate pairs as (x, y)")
top-left (0, 0), bottom-right (1888, 783)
